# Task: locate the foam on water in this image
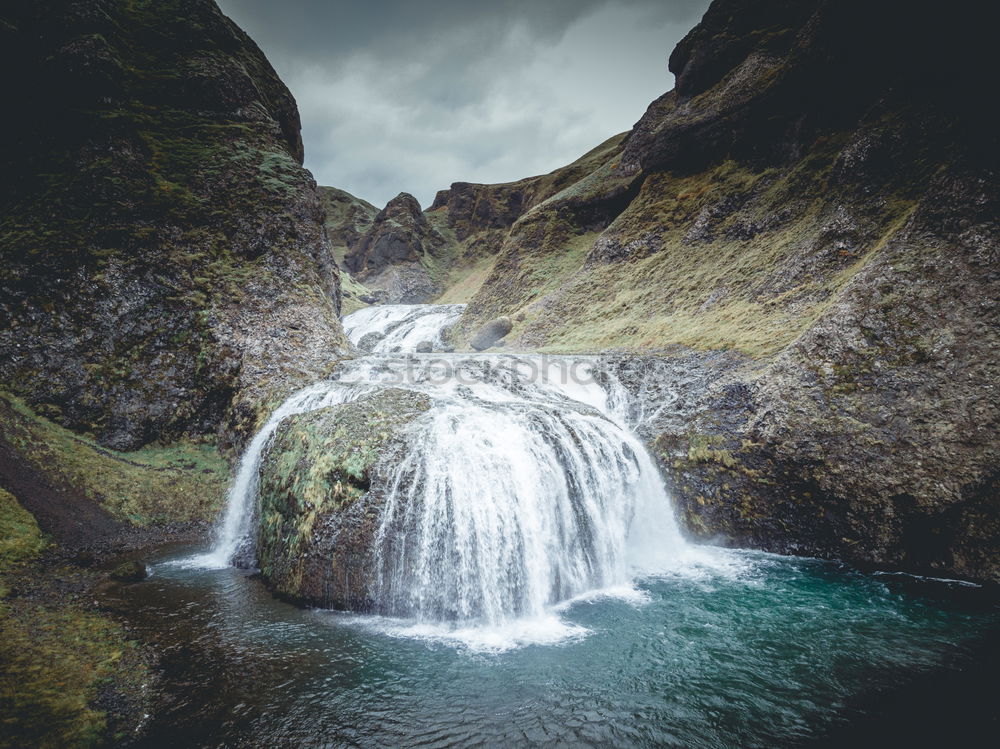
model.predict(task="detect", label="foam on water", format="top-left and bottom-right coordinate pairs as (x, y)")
top-left (332, 611), bottom-right (590, 654)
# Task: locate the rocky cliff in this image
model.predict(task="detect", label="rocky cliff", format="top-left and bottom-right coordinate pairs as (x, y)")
top-left (317, 185), bottom-right (377, 267)
top-left (0, 4), bottom-right (350, 741)
top-left (319, 133), bottom-right (630, 308)
top-left (343, 192), bottom-right (450, 303)
top-left (423, 0), bottom-right (999, 581)
top-left (0, 0), bottom-right (350, 459)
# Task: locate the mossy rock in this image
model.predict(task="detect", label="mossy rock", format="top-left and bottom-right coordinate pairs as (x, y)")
top-left (109, 560), bottom-right (147, 583)
top-left (256, 388), bottom-right (431, 609)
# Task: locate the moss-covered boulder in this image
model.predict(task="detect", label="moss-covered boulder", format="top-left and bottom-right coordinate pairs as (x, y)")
top-left (256, 388), bottom-right (431, 609)
top-left (469, 317), bottom-right (513, 351)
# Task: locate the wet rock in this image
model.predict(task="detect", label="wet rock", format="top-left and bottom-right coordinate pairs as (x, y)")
top-left (470, 317), bottom-right (513, 351)
top-left (414, 341), bottom-right (434, 353)
top-left (359, 290), bottom-right (389, 305)
top-left (109, 561), bottom-right (147, 583)
top-left (356, 332), bottom-right (385, 353)
top-left (256, 388), bottom-right (432, 609)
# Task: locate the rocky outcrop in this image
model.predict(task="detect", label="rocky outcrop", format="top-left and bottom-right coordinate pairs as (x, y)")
top-left (316, 185), bottom-right (378, 313)
top-left (256, 388), bottom-right (431, 609)
top-left (429, 133), bottom-right (629, 242)
top-left (0, 0), bottom-right (350, 453)
top-left (316, 186), bottom-right (378, 267)
top-left (469, 317), bottom-right (513, 351)
top-left (343, 192), bottom-right (448, 303)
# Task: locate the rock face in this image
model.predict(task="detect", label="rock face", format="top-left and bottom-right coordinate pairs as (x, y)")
top-left (429, 0), bottom-right (999, 581)
top-left (256, 388), bottom-right (431, 609)
top-left (316, 186), bottom-right (378, 268)
top-left (343, 192), bottom-right (448, 303)
top-left (0, 0), bottom-right (350, 452)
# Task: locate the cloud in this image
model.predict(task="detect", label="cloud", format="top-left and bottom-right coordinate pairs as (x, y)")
top-left (217, 0), bottom-right (710, 207)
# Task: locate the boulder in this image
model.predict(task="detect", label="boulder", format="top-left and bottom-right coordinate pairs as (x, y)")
top-left (359, 289), bottom-right (389, 305)
top-left (356, 332), bottom-right (385, 353)
top-left (109, 560), bottom-right (147, 583)
top-left (470, 317), bottom-right (513, 351)
top-left (256, 388), bottom-right (431, 609)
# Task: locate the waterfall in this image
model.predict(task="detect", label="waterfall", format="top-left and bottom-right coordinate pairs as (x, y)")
top-left (372, 396), bottom-right (682, 623)
top-left (192, 304), bottom-right (690, 628)
top-left (186, 384), bottom-right (357, 569)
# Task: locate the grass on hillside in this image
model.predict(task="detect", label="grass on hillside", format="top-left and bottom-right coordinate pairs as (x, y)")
top-left (435, 255), bottom-right (498, 304)
top-left (0, 392), bottom-right (228, 525)
top-left (340, 271), bottom-right (373, 316)
top-left (458, 142), bottom-right (920, 357)
top-left (0, 488), bottom-right (149, 749)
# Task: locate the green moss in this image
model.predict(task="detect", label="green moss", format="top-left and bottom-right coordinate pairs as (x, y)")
top-left (0, 488), bottom-right (46, 580)
top-left (257, 389), bottom-right (430, 592)
top-left (0, 597), bottom-right (146, 749)
top-left (0, 491), bottom-right (147, 748)
top-left (0, 392), bottom-right (228, 525)
top-left (684, 433), bottom-right (739, 468)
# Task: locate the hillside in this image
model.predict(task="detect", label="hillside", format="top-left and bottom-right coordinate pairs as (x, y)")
top-left (0, 0), bottom-right (350, 462)
top-left (342, 0), bottom-right (1000, 581)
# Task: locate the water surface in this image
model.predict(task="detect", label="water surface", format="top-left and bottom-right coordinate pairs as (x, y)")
top-left (106, 546), bottom-right (1000, 748)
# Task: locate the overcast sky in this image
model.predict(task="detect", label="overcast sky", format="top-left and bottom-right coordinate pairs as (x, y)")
top-left (216, 0), bottom-right (710, 208)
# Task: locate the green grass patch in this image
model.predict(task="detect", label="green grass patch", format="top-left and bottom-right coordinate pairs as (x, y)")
top-left (0, 488), bottom-right (46, 591)
top-left (0, 392), bottom-right (228, 525)
top-left (340, 271), bottom-right (372, 316)
top-left (0, 597), bottom-right (145, 749)
top-left (0, 490), bottom-right (148, 749)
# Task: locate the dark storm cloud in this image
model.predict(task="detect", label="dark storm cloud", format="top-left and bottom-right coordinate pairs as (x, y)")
top-left (216, 0), bottom-right (711, 207)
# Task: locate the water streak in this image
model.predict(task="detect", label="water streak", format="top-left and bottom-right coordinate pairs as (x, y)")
top-left (343, 303), bottom-right (465, 353)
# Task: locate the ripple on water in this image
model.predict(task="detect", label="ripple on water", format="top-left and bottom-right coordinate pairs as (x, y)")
top-left (113, 546), bottom-right (1000, 748)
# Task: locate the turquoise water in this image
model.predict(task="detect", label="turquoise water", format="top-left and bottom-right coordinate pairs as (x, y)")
top-left (104, 546), bottom-right (1000, 748)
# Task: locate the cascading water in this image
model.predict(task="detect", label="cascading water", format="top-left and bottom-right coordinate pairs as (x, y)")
top-left (195, 303), bottom-right (695, 633)
top-left (186, 383), bottom-right (360, 569)
top-left (343, 303), bottom-right (465, 353)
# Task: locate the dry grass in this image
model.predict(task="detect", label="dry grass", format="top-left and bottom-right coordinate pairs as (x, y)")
top-left (435, 255), bottom-right (498, 304)
top-left (465, 149), bottom-right (916, 357)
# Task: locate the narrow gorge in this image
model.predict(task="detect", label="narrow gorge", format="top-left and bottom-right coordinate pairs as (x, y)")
top-left (1, 0), bottom-right (998, 746)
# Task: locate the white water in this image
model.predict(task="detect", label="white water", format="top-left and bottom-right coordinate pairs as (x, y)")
top-left (189, 304), bottom-right (721, 645)
top-left (343, 303), bottom-right (465, 353)
top-left (182, 383), bottom-right (358, 569)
